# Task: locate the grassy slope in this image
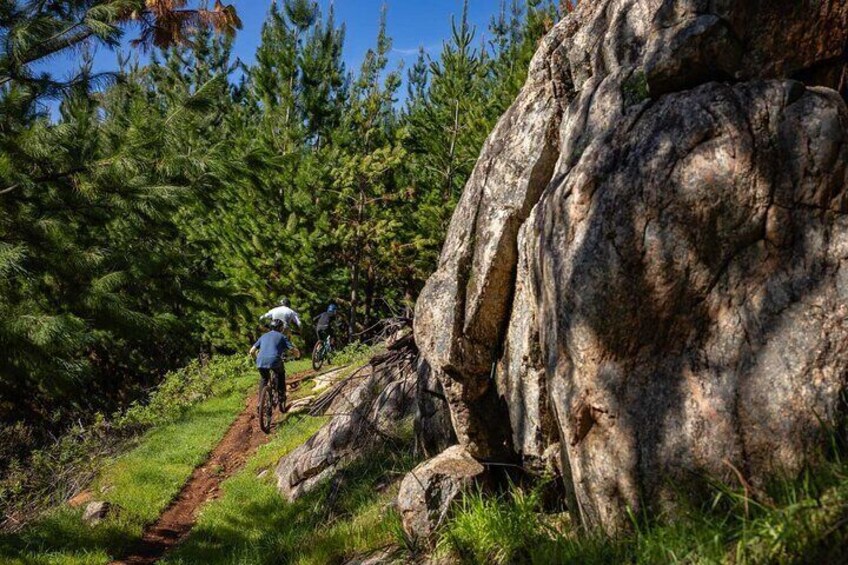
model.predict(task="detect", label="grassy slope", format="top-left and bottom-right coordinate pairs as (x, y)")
top-left (0, 356), bottom-right (312, 565)
top-left (164, 427), bottom-right (414, 565)
top-left (165, 361), bottom-right (413, 565)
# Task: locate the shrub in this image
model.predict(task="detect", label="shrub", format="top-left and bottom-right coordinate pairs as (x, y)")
top-left (332, 342), bottom-right (376, 366)
top-left (115, 355), bottom-right (252, 430)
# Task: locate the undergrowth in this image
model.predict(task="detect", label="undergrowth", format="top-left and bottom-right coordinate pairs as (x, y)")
top-left (0, 355), bottom-right (254, 531)
top-left (332, 342), bottom-right (380, 367)
top-left (438, 482), bottom-right (574, 564)
top-left (0, 354), bottom-right (366, 564)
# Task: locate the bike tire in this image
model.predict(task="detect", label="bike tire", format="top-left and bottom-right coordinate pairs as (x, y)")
top-left (258, 385), bottom-right (274, 434)
top-left (312, 341), bottom-right (324, 371)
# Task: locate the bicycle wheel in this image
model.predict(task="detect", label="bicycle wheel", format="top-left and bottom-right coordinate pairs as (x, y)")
top-left (258, 384), bottom-right (274, 434)
top-left (312, 341), bottom-right (324, 371)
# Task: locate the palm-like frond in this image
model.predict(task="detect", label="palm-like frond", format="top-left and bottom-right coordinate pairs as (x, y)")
top-left (131, 0), bottom-right (242, 49)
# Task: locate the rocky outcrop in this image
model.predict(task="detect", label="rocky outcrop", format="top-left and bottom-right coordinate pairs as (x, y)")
top-left (397, 445), bottom-right (485, 544)
top-left (414, 19), bottom-right (570, 460)
top-left (275, 338), bottom-right (454, 501)
top-left (276, 361), bottom-right (412, 500)
top-left (415, 0), bottom-right (848, 534)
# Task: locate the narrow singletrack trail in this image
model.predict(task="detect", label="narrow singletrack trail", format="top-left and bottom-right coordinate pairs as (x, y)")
top-left (111, 369), bottom-right (315, 565)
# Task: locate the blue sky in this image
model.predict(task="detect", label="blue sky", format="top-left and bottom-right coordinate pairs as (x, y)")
top-left (42, 1), bottom-right (506, 86)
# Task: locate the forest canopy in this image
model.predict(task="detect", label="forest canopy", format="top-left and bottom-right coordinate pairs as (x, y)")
top-left (0, 0), bottom-right (562, 435)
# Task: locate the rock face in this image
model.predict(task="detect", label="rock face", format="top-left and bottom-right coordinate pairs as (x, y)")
top-left (397, 445), bottom-right (485, 544)
top-left (276, 360), bottom-right (414, 500)
top-left (414, 0), bottom-right (848, 534)
top-left (414, 358), bottom-right (457, 458)
top-left (275, 339), bottom-right (454, 501)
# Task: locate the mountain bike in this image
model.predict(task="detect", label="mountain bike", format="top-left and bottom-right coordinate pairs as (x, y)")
top-left (312, 333), bottom-right (334, 371)
top-left (258, 366), bottom-right (286, 434)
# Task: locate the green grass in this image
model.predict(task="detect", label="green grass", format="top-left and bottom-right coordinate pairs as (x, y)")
top-left (438, 483), bottom-right (574, 564)
top-left (99, 391), bottom-right (252, 524)
top-left (331, 342), bottom-right (380, 367)
top-left (0, 355), bottom-right (312, 564)
top-left (8, 347), bottom-right (848, 565)
top-left (285, 358), bottom-right (313, 377)
top-left (165, 416), bottom-right (417, 565)
top-left (438, 457), bottom-right (848, 565)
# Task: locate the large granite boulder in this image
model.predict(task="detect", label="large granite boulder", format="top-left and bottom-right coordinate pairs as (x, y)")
top-left (414, 0), bottom-right (848, 534)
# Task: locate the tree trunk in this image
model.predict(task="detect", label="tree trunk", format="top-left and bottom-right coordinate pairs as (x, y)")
top-left (443, 99), bottom-right (460, 201)
top-left (348, 189), bottom-right (366, 343)
top-left (404, 287), bottom-right (414, 318)
top-left (349, 262), bottom-right (359, 343)
top-left (364, 264), bottom-right (375, 331)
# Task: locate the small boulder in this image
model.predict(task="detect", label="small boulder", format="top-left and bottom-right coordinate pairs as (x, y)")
top-left (397, 446), bottom-right (484, 544)
top-left (286, 396), bottom-right (315, 414)
top-left (82, 501), bottom-right (114, 525)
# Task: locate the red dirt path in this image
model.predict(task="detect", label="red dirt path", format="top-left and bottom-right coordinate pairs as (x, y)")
top-left (111, 371), bottom-right (315, 565)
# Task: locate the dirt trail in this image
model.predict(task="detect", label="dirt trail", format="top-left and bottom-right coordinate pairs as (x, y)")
top-left (111, 371), bottom-right (315, 565)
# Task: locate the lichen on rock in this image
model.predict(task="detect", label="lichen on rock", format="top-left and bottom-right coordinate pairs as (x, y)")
top-left (414, 0), bottom-right (848, 535)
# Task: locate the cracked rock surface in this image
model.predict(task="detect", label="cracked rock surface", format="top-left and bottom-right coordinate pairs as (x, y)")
top-left (414, 0), bottom-right (848, 534)
top-left (397, 445), bottom-right (485, 544)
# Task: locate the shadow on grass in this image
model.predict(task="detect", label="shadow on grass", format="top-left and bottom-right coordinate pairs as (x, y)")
top-left (0, 507), bottom-right (139, 563)
top-left (167, 441), bottom-right (417, 565)
top-left (440, 452), bottom-right (848, 565)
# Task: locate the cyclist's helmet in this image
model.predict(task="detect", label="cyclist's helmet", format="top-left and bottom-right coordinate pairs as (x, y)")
top-left (328, 304), bottom-right (338, 313)
top-left (279, 297), bottom-right (291, 307)
top-left (270, 319), bottom-right (284, 331)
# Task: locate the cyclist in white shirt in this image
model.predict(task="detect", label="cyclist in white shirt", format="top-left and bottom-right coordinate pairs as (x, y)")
top-left (260, 298), bottom-right (302, 334)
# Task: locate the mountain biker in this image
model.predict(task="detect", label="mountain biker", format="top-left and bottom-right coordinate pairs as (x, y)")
top-left (260, 297), bottom-right (302, 338)
top-left (249, 319), bottom-right (298, 411)
top-left (314, 304), bottom-right (339, 345)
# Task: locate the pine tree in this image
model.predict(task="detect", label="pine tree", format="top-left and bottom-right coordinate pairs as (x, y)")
top-left (299, 3), bottom-right (348, 145)
top-left (327, 6), bottom-right (406, 338)
top-left (400, 0), bottom-right (489, 282)
top-left (405, 48), bottom-right (429, 112)
top-left (0, 3), bottom-right (244, 427)
top-left (0, 0), bottom-right (240, 93)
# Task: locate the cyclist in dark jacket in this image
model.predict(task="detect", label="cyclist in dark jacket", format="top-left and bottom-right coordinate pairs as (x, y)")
top-left (314, 304), bottom-right (339, 343)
